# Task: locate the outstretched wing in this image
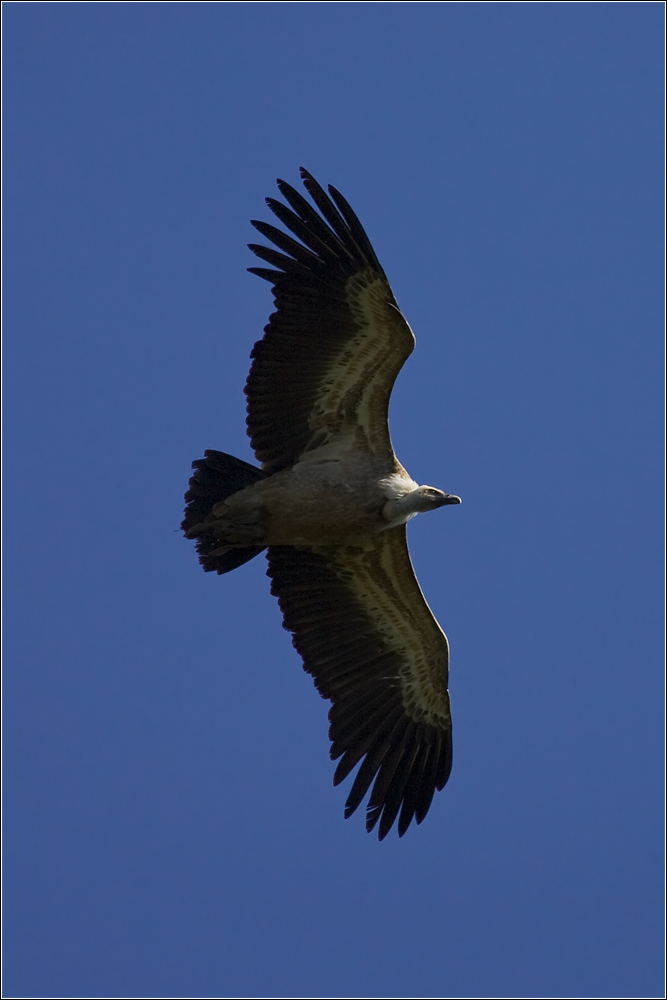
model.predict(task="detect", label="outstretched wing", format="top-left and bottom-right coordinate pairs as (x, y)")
top-left (266, 526), bottom-right (452, 840)
top-left (246, 169), bottom-right (415, 474)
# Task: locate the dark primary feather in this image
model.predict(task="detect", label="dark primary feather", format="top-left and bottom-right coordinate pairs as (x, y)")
top-left (266, 542), bottom-right (452, 839)
top-left (300, 171), bottom-right (385, 271)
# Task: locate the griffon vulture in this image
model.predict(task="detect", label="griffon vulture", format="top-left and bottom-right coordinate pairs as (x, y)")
top-left (183, 169), bottom-right (461, 839)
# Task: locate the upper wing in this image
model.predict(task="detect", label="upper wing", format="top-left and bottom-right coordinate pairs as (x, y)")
top-left (266, 526), bottom-right (452, 839)
top-left (246, 169), bottom-right (415, 474)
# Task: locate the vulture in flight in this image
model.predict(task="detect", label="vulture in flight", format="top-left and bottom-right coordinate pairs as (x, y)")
top-left (183, 169), bottom-right (461, 839)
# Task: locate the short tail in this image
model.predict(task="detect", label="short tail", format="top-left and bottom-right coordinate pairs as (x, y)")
top-left (182, 449), bottom-right (267, 574)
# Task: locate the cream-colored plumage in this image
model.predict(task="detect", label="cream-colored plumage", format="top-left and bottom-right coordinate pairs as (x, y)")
top-left (182, 169), bottom-right (460, 838)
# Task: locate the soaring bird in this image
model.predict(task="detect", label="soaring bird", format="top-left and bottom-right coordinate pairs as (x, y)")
top-left (182, 169), bottom-right (461, 839)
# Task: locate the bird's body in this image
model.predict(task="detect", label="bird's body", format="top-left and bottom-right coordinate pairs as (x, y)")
top-left (195, 450), bottom-right (429, 547)
top-left (183, 169), bottom-right (460, 839)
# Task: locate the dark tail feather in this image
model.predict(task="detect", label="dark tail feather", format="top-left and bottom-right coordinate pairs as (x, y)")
top-left (182, 449), bottom-right (267, 574)
top-left (200, 544), bottom-right (265, 575)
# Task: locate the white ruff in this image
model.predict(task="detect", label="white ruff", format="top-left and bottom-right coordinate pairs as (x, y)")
top-left (379, 472), bottom-right (419, 500)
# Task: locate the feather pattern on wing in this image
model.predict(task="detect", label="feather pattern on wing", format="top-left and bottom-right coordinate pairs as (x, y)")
top-left (266, 526), bottom-right (452, 839)
top-left (245, 168), bottom-right (415, 473)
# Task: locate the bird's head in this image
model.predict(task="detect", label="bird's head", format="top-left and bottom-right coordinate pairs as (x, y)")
top-left (382, 485), bottom-right (461, 524)
top-left (410, 486), bottom-right (462, 513)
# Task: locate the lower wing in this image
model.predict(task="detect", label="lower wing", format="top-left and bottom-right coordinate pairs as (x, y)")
top-left (266, 525), bottom-right (452, 839)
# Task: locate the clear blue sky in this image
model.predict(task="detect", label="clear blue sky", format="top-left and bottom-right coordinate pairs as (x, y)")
top-left (4, 4), bottom-right (663, 998)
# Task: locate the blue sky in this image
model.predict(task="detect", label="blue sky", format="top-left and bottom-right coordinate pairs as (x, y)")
top-left (4, 4), bottom-right (663, 998)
